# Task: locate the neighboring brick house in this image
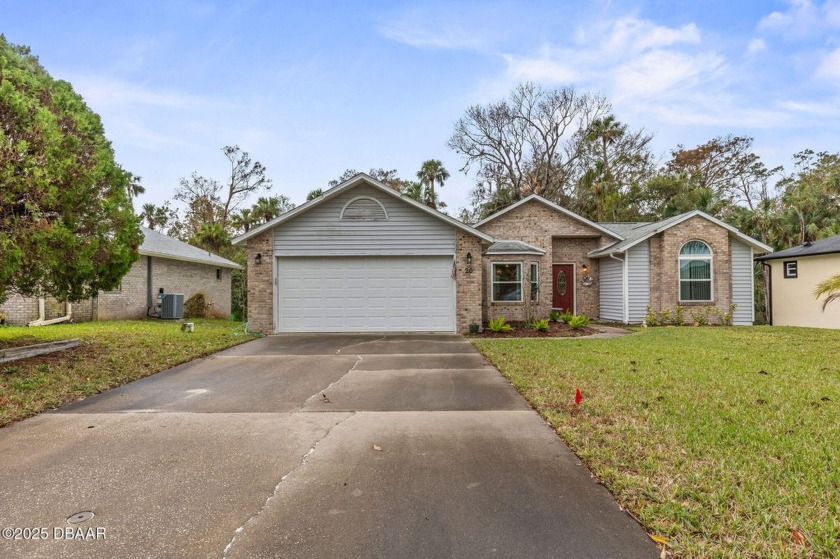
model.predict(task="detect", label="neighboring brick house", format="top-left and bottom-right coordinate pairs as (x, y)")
top-left (1, 227), bottom-right (242, 325)
top-left (233, 173), bottom-right (772, 334)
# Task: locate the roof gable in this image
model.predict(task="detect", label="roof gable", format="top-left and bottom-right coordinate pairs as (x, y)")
top-left (139, 227), bottom-right (243, 269)
top-left (589, 211), bottom-right (774, 257)
top-left (232, 173), bottom-right (494, 245)
top-left (473, 194), bottom-right (623, 240)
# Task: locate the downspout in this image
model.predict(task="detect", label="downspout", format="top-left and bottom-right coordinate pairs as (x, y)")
top-left (146, 256), bottom-right (155, 317)
top-left (27, 298), bottom-right (72, 327)
top-left (610, 252), bottom-right (628, 324)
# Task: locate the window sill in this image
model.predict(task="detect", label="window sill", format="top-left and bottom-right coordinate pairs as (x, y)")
top-left (490, 301), bottom-right (525, 305)
top-left (678, 301), bottom-right (715, 306)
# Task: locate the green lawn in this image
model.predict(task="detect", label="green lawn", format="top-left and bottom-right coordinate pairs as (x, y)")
top-left (474, 327), bottom-right (840, 558)
top-left (0, 319), bottom-right (256, 427)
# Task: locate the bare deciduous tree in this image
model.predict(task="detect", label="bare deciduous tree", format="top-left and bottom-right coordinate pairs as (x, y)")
top-left (448, 82), bottom-right (611, 207)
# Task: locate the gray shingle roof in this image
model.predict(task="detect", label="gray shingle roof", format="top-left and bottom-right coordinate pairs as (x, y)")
top-left (591, 214), bottom-right (689, 257)
top-left (485, 240), bottom-right (546, 255)
top-left (139, 226), bottom-right (243, 270)
top-left (755, 233), bottom-right (840, 260)
top-left (590, 211), bottom-right (773, 257)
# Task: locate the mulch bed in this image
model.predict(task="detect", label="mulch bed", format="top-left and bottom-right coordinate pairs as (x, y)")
top-left (471, 321), bottom-right (598, 338)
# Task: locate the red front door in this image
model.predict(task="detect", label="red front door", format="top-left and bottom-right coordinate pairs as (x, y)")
top-left (552, 264), bottom-right (575, 312)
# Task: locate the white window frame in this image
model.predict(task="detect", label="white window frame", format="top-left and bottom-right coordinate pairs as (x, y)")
top-left (783, 261), bottom-right (798, 279)
top-left (678, 240), bottom-right (713, 303)
top-left (491, 262), bottom-right (523, 303)
top-left (529, 262), bottom-right (539, 302)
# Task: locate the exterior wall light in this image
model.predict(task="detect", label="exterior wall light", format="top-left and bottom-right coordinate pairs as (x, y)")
top-left (255, 253), bottom-right (262, 265)
top-left (580, 264), bottom-right (588, 275)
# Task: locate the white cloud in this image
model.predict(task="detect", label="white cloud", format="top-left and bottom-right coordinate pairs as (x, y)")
top-left (815, 46), bottom-right (840, 82)
top-left (377, 11), bottom-right (488, 50)
top-left (780, 98), bottom-right (840, 116)
top-left (758, 0), bottom-right (840, 37)
top-left (746, 38), bottom-right (767, 55)
top-left (602, 17), bottom-right (701, 54)
top-left (69, 75), bottom-right (237, 111)
top-left (501, 52), bottom-right (580, 84)
top-left (612, 50), bottom-right (724, 99)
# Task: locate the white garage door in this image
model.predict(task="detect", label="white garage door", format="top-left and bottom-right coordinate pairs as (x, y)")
top-left (276, 256), bottom-right (455, 332)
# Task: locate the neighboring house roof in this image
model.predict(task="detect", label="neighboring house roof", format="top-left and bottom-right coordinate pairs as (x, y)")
top-left (755, 232), bottom-right (840, 261)
top-left (473, 194), bottom-right (623, 240)
top-left (232, 173), bottom-right (495, 245)
top-left (139, 226), bottom-right (243, 270)
top-left (485, 240), bottom-right (546, 255)
top-left (589, 211), bottom-right (774, 257)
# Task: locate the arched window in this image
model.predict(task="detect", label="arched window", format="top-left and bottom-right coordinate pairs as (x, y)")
top-left (679, 240), bottom-right (712, 302)
top-left (340, 197), bottom-right (388, 221)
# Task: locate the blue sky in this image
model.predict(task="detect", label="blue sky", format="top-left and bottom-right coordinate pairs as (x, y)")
top-left (3, 1), bottom-right (840, 215)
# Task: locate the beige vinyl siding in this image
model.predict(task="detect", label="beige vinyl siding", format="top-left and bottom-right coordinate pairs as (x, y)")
top-left (274, 185), bottom-right (456, 256)
top-left (730, 239), bottom-right (754, 325)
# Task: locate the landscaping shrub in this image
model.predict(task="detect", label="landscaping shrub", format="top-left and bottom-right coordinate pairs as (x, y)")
top-left (184, 292), bottom-right (209, 318)
top-left (532, 319), bottom-right (550, 332)
top-left (567, 314), bottom-right (590, 329)
top-left (487, 316), bottom-right (513, 333)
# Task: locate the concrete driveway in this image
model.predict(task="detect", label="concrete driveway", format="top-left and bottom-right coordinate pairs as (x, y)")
top-left (0, 334), bottom-right (656, 558)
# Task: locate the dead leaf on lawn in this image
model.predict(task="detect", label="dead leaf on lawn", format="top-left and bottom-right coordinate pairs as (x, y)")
top-left (650, 534), bottom-right (669, 545)
top-left (790, 528), bottom-right (808, 547)
top-left (372, 444), bottom-right (382, 451)
top-left (757, 370), bottom-right (769, 375)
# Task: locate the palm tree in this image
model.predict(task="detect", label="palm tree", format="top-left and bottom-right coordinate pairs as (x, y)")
top-left (815, 274), bottom-right (840, 311)
top-left (252, 196), bottom-right (282, 223)
top-left (230, 208), bottom-right (254, 233)
top-left (416, 160), bottom-right (450, 210)
top-left (140, 203), bottom-right (158, 229)
top-left (306, 188), bottom-right (323, 201)
top-left (584, 116), bottom-right (624, 221)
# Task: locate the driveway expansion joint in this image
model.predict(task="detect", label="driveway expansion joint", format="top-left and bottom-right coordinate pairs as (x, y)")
top-left (221, 412), bottom-right (354, 558)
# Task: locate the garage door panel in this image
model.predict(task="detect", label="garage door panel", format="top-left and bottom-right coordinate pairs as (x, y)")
top-left (277, 256), bottom-right (455, 332)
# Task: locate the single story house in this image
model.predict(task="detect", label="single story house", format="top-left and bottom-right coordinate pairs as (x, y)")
top-left (756, 233), bottom-right (840, 329)
top-left (233, 173), bottom-right (773, 334)
top-left (1, 226), bottom-right (242, 325)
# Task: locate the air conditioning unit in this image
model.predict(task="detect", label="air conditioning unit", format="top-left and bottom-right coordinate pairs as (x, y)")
top-left (159, 293), bottom-right (184, 319)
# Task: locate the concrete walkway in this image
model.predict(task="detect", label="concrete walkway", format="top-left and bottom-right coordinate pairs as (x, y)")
top-left (0, 334), bottom-right (656, 558)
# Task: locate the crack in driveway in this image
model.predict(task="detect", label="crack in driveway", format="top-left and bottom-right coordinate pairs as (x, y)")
top-left (221, 412), bottom-right (353, 558)
top-left (301, 355), bottom-right (364, 409)
top-left (334, 334), bottom-right (387, 354)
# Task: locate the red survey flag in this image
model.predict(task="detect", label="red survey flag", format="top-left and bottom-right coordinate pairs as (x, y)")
top-left (575, 388), bottom-right (582, 406)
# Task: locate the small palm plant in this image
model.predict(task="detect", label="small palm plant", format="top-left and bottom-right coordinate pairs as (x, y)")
top-left (815, 274), bottom-right (840, 311)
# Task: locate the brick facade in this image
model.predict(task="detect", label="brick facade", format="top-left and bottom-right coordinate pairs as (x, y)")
top-left (245, 229), bottom-right (275, 334)
top-left (647, 216), bottom-right (732, 323)
top-left (552, 237), bottom-right (601, 318)
top-left (455, 231), bottom-right (485, 332)
top-left (476, 199), bottom-right (615, 323)
top-left (1, 256), bottom-right (234, 325)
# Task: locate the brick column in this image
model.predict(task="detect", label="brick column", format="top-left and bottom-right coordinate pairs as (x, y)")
top-left (246, 230), bottom-right (275, 334)
top-left (455, 232), bottom-right (483, 333)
